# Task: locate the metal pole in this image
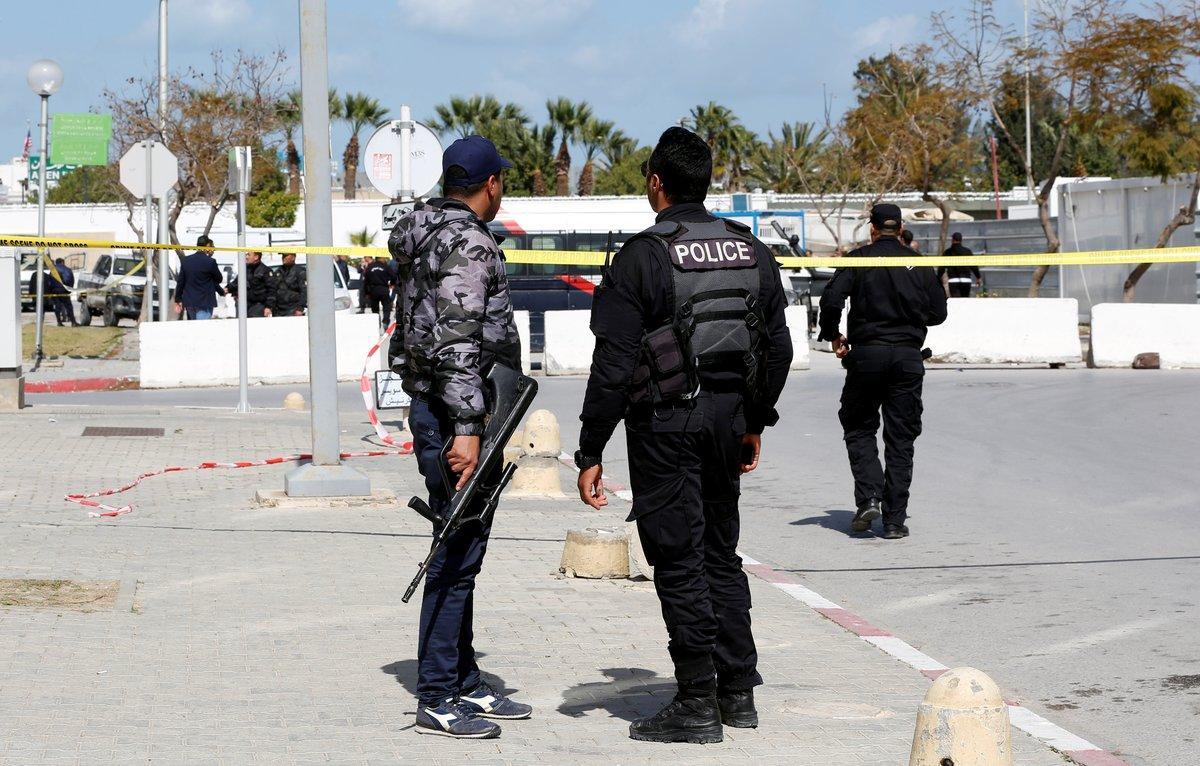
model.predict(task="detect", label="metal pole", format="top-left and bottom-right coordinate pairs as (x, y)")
top-left (1024, 0), bottom-right (1034, 204)
top-left (157, 0), bottom-right (170, 321)
top-left (285, 0), bottom-right (370, 496)
top-left (236, 179), bottom-right (250, 413)
top-left (399, 104), bottom-right (413, 200)
top-left (33, 95), bottom-right (49, 364)
top-left (141, 140), bottom-right (154, 323)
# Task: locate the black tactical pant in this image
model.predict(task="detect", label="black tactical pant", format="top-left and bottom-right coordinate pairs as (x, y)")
top-left (838, 345), bottom-right (925, 525)
top-left (626, 391), bottom-right (761, 696)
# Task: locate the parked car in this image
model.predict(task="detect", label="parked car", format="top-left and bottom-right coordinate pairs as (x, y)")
top-left (76, 252), bottom-right (172, 326)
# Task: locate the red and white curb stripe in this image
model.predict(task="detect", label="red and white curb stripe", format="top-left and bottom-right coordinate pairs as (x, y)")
top-left (557, 452), bottom-right (634, 502)
top-left (739, 552), bottom-right (1129, 766)
top-left (65, 324), bottom-right (414, 518)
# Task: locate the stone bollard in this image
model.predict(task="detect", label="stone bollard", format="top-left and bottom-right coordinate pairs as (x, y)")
top-left (283, 392), bottom-right (307, 411)
top-left (508, 409), bottom-right (565, 497)
top-left (559, 527), bottom-right (630, 579)
top-left (910, 667), bottom-right (1012, 766)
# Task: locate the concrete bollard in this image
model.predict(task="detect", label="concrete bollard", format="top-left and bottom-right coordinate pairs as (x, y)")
top-left (910, 667), bottom-right (1012, 766)
top-left (283, 392), bottom-right (307, 411)
top-left (508, 409), bottom-right (565, 497)
top-left (559, 527), bottom-right (630, 579)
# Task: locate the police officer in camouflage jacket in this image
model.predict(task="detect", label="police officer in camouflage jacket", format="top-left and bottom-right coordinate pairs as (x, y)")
top-left (387, 135), bottom-right (529, 740)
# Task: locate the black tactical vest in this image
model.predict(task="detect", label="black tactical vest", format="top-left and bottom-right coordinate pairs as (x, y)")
top-left (628, 218), bottom-right (766, 405)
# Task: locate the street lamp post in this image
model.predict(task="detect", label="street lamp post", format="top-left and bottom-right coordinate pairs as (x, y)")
top-left (283, 0), bottom-right (370, 497)
top-left (27, 59), bottom-right (63, 365)
top-left (158, 0), bottom-right (171, 321)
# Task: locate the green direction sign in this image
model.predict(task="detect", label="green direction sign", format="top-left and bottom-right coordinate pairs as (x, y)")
top-left (28, 155), bottom-right (77, 184)
top-left (50, 113), bottom-right (112, 166)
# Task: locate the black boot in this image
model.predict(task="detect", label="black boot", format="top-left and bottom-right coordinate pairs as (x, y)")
top-left (629, 693), bottom-right (723, 744)
top-left (851, 499), bottom-right (881, 532)
top-left (718, 689), bottom-right (758, 728)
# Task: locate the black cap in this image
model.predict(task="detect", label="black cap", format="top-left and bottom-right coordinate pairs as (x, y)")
top-left (196, 235), bottom-right (213, 248)
top-left (870, 203), bottom-right (902, 230)
top-left (443, 135), bottom-right (513, 187)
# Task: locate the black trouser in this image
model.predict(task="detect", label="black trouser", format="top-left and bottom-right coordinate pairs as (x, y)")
top-left (53, 295), bottom-right (76, 325)
top-left (838, 345), bottom-right (925, 525)
top-left (948, 282), bottom-right (971, 297)
top-left (367, 291), bottom-right (392, 325)
top-left (626, 391), bottom-right (761, 697)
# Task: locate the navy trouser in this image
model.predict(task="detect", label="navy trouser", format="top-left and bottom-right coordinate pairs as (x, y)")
top-left (409, 394), bottom-right (496, 706)
top-left (627, 391), bottom-right (761, 696)
top-left (838, 345), bottom-right (925, 525)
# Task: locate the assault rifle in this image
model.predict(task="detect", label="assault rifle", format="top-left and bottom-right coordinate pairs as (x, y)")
top-left (402, 363), bottom-right (538, 603)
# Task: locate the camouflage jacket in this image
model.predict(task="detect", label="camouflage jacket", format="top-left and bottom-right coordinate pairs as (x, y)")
top-left (388, 198), bottom-right (520, 436)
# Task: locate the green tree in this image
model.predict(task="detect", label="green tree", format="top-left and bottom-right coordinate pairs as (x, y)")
top-left (348, 227), bottom-right (376, 247)
top-left (577, 118), bottom-right (614, 197)
top-left (46, 165), bottom-right (123, 204)
top-left (246, 190), bottom-right (300, 227)
top-left (545, 97), bottom-right (593, 195)
top-left (428, 95), bottom-right (549, 196)
top-left (749, 122), bottom-right (827, 193)
top-left (340, 92), bottom-right (390, 200)
top-left (276, 90), bottom-right (302, 195)
top-left (594, 146), bottom-right (651, 196)
top-left (684, 102), bottom-right (760, 191)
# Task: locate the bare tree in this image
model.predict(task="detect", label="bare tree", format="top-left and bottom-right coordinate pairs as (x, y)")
top-left (104, 50), bottom-right (289, 243)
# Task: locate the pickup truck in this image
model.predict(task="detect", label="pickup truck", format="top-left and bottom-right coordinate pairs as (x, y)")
top-left (75, 252), bottom-right (171, 326)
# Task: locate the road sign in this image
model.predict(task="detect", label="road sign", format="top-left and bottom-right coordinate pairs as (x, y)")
top-left (119, 141), bottom-right (178, 198)
top-left (51, 113), bottom-right (111, 166)
top-left (382, 200), bottom-right (415, 231)
top-left (27, 155), bottom-right (76, 184)
top-left (228, 147), bottom-right (252, 193)
top-left (363, 119), bottom-right (442, 199)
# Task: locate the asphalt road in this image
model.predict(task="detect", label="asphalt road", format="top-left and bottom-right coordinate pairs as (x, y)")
top-left (32, 356), bottom-right (1200, 764)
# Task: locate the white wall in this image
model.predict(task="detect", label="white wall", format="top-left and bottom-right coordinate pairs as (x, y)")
top-left (1090, 303), bottom-right (1200, 368)
top-left (514, 310), bottom-right (531, 375)
top-left (140, 313), bottom-right (384, 388)
top-left (542, 310), bottom-right (594, 376)
top-left (783, 305), bottom-right (811, 370)
top-left (926, 298), bottom-right (1082, 365)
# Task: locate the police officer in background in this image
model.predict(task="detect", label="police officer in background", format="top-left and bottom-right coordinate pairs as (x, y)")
top-left (818, 204), bottom-right (947, 539)
top-left (363, 254), bottom-right (394, 325)
top-left (226, 251), bottom-right (276, 317)
top-left (273, 252), bottom-right (307, 316)
top-left (938, 232), bottom-right (981, 297)
top-left (575, 127), bottom-right (793, 744)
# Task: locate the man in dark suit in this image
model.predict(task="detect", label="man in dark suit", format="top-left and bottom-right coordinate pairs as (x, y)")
top-left (173, 235), bottom-right (226, 320)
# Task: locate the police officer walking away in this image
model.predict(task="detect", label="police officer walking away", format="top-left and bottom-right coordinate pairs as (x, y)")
top-left (575, 127), bottom-right (793, 744)
top-left (938, 232), bottom-right (981, 297)
top-left (818, 204), bottom-right (947, 539)
top-left (389, 135), bottom-right (530, 739)
top-left (273, 252), bottom-right (307, 316)
top-left (363, 254), bottom-right (394, 325)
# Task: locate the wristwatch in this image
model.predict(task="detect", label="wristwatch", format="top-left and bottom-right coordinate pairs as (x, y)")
top-left (573, 450), bottom-right (602, 471)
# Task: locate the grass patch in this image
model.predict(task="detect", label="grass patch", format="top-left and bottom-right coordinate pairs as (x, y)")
top-left (22, 324), bottom-right (125, 359)
top-left (0, 578), bottom-right (120, 611)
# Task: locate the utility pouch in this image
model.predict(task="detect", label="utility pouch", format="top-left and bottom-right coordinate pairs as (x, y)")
top-left (643, 323), bottom-right (696, 402)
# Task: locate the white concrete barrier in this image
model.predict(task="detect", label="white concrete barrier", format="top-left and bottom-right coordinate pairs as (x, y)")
top-left (140, 313), bottom-right (384, 388)
top-left (542, 310), bottom-right (594, 376)
top-left (783, 305), bottom-right (811, 370)
top-left (544, 307), bottom-right (812, 375)
top-left (513, 309), bottom-right (532, 375)
top-left (926, 298), bottom-right (1082, 365)
top-left (1090, 303), bottom-right (1200, 368)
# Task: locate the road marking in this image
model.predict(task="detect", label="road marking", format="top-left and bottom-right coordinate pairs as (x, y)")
top-left (1038, 617), bottom-right (1171, 656)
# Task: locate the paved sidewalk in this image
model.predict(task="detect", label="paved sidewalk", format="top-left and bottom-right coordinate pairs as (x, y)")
top-left (0, 403), bottom-right (1067, 765)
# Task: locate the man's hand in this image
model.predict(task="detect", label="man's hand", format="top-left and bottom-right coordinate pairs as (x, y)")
top-left (578, 464), bottom-right (607, 509)
top-left (740, 433), bottom-right (761, 474)
top-left (173, 301), bottom-right (182, 315)
top-left (264, 307), bottom-right (273, 317)
top-left (446, 435), bottom-right (481, 491)
top-left (832, 334), bottom-right (851, 358)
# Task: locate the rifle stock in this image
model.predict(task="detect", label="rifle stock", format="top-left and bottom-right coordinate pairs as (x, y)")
top-left (401, 364), bottom-right (538, 603)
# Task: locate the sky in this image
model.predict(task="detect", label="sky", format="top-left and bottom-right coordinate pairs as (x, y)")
top-left (0, 0), bottom-right (1026, 167)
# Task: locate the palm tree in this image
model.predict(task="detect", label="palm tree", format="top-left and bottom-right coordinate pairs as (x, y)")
top-left (339, 92), bottom-right (389, 200)
top-left (684, 102), bottom-right (759, 190)
top-left (276, 91), bottom-right (302, 195)
top-left (545, 97), bottom-right (593, 196)
top-left (348, 227), bottom-right (376, 247)
top-left (577, 119), bottom-right (614, 197)
top-left (430, 95), bottom-right (528, 138)
top-left (602, 129), bottom-right (638, 169)
top-left (751, 122), bottom-right (828, 192)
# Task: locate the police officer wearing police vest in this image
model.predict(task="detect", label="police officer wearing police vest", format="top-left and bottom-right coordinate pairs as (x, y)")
top-left (575, 127), bottom-right (793, 744)
top-left (818, 204), bottom-right (948, 539)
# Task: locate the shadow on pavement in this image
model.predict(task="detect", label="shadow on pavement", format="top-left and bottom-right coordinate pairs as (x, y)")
top-left (558, 667), bottom-right (675, 722)
top-left (789, 508), bottom-right (867, 536)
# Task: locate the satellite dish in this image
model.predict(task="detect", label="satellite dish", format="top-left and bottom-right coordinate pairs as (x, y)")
top-left (364, 119), bottom-right (443, 199)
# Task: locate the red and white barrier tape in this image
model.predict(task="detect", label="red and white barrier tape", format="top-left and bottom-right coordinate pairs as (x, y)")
top-left (65, 320), bottom-right (413, 518)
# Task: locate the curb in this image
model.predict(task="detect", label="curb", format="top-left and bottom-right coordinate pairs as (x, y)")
top-left (25, 376), bottom-right (139, 394)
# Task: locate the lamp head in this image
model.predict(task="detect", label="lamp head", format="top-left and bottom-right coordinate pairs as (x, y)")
top-left (27, 59), bottom-right (63, 97)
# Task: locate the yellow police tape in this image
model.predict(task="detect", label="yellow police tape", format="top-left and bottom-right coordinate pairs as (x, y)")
top-left (21, 249), bottom-right (147, 300)
top-left (3, 234), bottom-right (1198, 269)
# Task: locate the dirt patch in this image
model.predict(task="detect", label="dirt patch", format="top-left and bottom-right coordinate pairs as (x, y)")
top-left (22, 325), bottom-right (126, 359)
top-left (0, 579), bottom-right (120, 612)
top-left (1046, 702), bottom-right (1079, 710)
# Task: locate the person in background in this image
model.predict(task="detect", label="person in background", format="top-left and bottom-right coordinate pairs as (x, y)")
top-left (901, 229), bottom-right (920, 253)
top-left (356, 256), bottom-right (370, 313)
top-left (335, 253), bottom-right (351, 286)
top-left (53, 257), bottom-right (77, 326)
top-left (173, 235), bottom-right (226, 320)
top-left (273, 252), bottom-right (307, 316)
top-left (363, 254), bottom-right (394, 326)
top-left (226, 251), bottom-right (276, 317)
top-left (937, 232), bottom-right (981, 297)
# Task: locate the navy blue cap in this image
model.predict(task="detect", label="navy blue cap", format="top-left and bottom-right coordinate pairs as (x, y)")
top-left (443, 135), bottom-right (513, 186)
top-left (870, 203), bottom-right (902, 230)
